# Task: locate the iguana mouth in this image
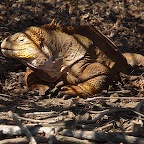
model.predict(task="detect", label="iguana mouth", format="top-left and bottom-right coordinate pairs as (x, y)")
top-left (1, 48), bottom-right (12, 50)
top-left (1, 49), bottom-right (23, 56)
top-left (1, 49), bottom-right (24, 55)
top-left (1, 48), bottom-right (35, 59)
top-left (1, 47), bottom-right (26, 51)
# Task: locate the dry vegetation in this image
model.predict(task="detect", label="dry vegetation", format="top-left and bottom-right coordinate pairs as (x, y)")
top-left (0, 0), bottom-right (144, 143)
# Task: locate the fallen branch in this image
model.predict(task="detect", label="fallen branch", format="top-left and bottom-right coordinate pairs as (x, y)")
top-left (86, 96), bottom-right (144, 102)
top-left (95, 123), bottom-right (113, 131)
top-left (59, 129), bottom-right (144, 144)
top-left (25, 111), bottom-right (58, 116)
top-left (0, 137), bottom-right (29, 144)
top-left (0, 135), bottom-right (94, 144)
top-left (1, 124), bottom-right (144, 144)
top-left (0, 136), bottom-right (54, 144)
top-left (78, 108), bottom-right (144, 124)
top-left (135, 99), bottom-right (144, 112)
top-left (8, 111), bottom-right (75, 128)
top-left (0, 125), bottom-right (59, 136)
top-left (8, 111), bottom-right (37, 144)
top-left (13, 112), bottom-right (74, 125)
top-left (55, 135), bottom-right (94, 144)
top-left (13, 113), bottom-right (57, 123)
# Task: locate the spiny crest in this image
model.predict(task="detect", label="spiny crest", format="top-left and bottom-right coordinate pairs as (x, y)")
top-left (42, 19), bottom-right (63, 31)
top-left (42, 19), bottom-right (76, 34)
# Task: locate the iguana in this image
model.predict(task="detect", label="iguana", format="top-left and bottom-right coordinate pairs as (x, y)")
top-left (1, 21), bottom-right (144, 97)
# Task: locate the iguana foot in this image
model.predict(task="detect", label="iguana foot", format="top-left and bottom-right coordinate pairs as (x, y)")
top-left (25, 67), bottom-right (50, 95)
top-left (58, 85), bottom-right (89, 99)
top-left (58, 75), bottom-right (109, 99)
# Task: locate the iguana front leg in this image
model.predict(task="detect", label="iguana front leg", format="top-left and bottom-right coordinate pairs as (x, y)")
top-left (25, 67), bottom-right (51, 95)
top-left (25, 61), bottom-right (111, 97)
top-left (58, 62), bottom-right (110, 98)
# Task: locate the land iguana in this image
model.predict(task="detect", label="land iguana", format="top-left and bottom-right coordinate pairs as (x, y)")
top-left (1, 21), bottom-right (144, 97)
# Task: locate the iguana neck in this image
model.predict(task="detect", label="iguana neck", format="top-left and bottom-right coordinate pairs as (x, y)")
top-left (24, 30), bottom-right (91, 78)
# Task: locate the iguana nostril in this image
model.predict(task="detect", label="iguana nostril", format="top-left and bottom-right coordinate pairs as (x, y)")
top-left (1, 37), bottom-right (10, 49)
top-left (1, 38), bottom-right (6, 49)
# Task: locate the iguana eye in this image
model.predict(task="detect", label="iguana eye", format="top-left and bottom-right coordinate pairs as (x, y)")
top-left (17, 36), bottom-right (27, 44)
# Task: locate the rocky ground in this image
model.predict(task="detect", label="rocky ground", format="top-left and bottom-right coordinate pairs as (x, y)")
top-left (0, 0), bottom-right (144, 143)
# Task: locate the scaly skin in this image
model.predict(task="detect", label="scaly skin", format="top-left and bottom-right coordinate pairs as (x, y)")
top-left (1, 21), bottom-right (144, 97)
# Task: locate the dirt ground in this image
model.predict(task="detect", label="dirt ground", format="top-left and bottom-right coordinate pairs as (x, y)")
top-left (0, 0), bottom-right (144, 143)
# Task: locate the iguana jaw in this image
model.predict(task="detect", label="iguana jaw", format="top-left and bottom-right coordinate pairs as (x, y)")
top-left (1, 47), bottom-right (38, 59)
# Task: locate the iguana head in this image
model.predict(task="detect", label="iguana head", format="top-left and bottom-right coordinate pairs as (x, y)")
top-left (1, 24), bottom-right (90, 79)
top-left (1, 26), bottom-right (48, 59)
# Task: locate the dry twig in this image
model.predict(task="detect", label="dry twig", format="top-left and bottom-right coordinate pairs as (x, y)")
top-left (78, 108), bottom-right (144, 124)
top-left (86, 96), bottom-right (144, 102)
top-left (8, 111), bottom-right (37, 144)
